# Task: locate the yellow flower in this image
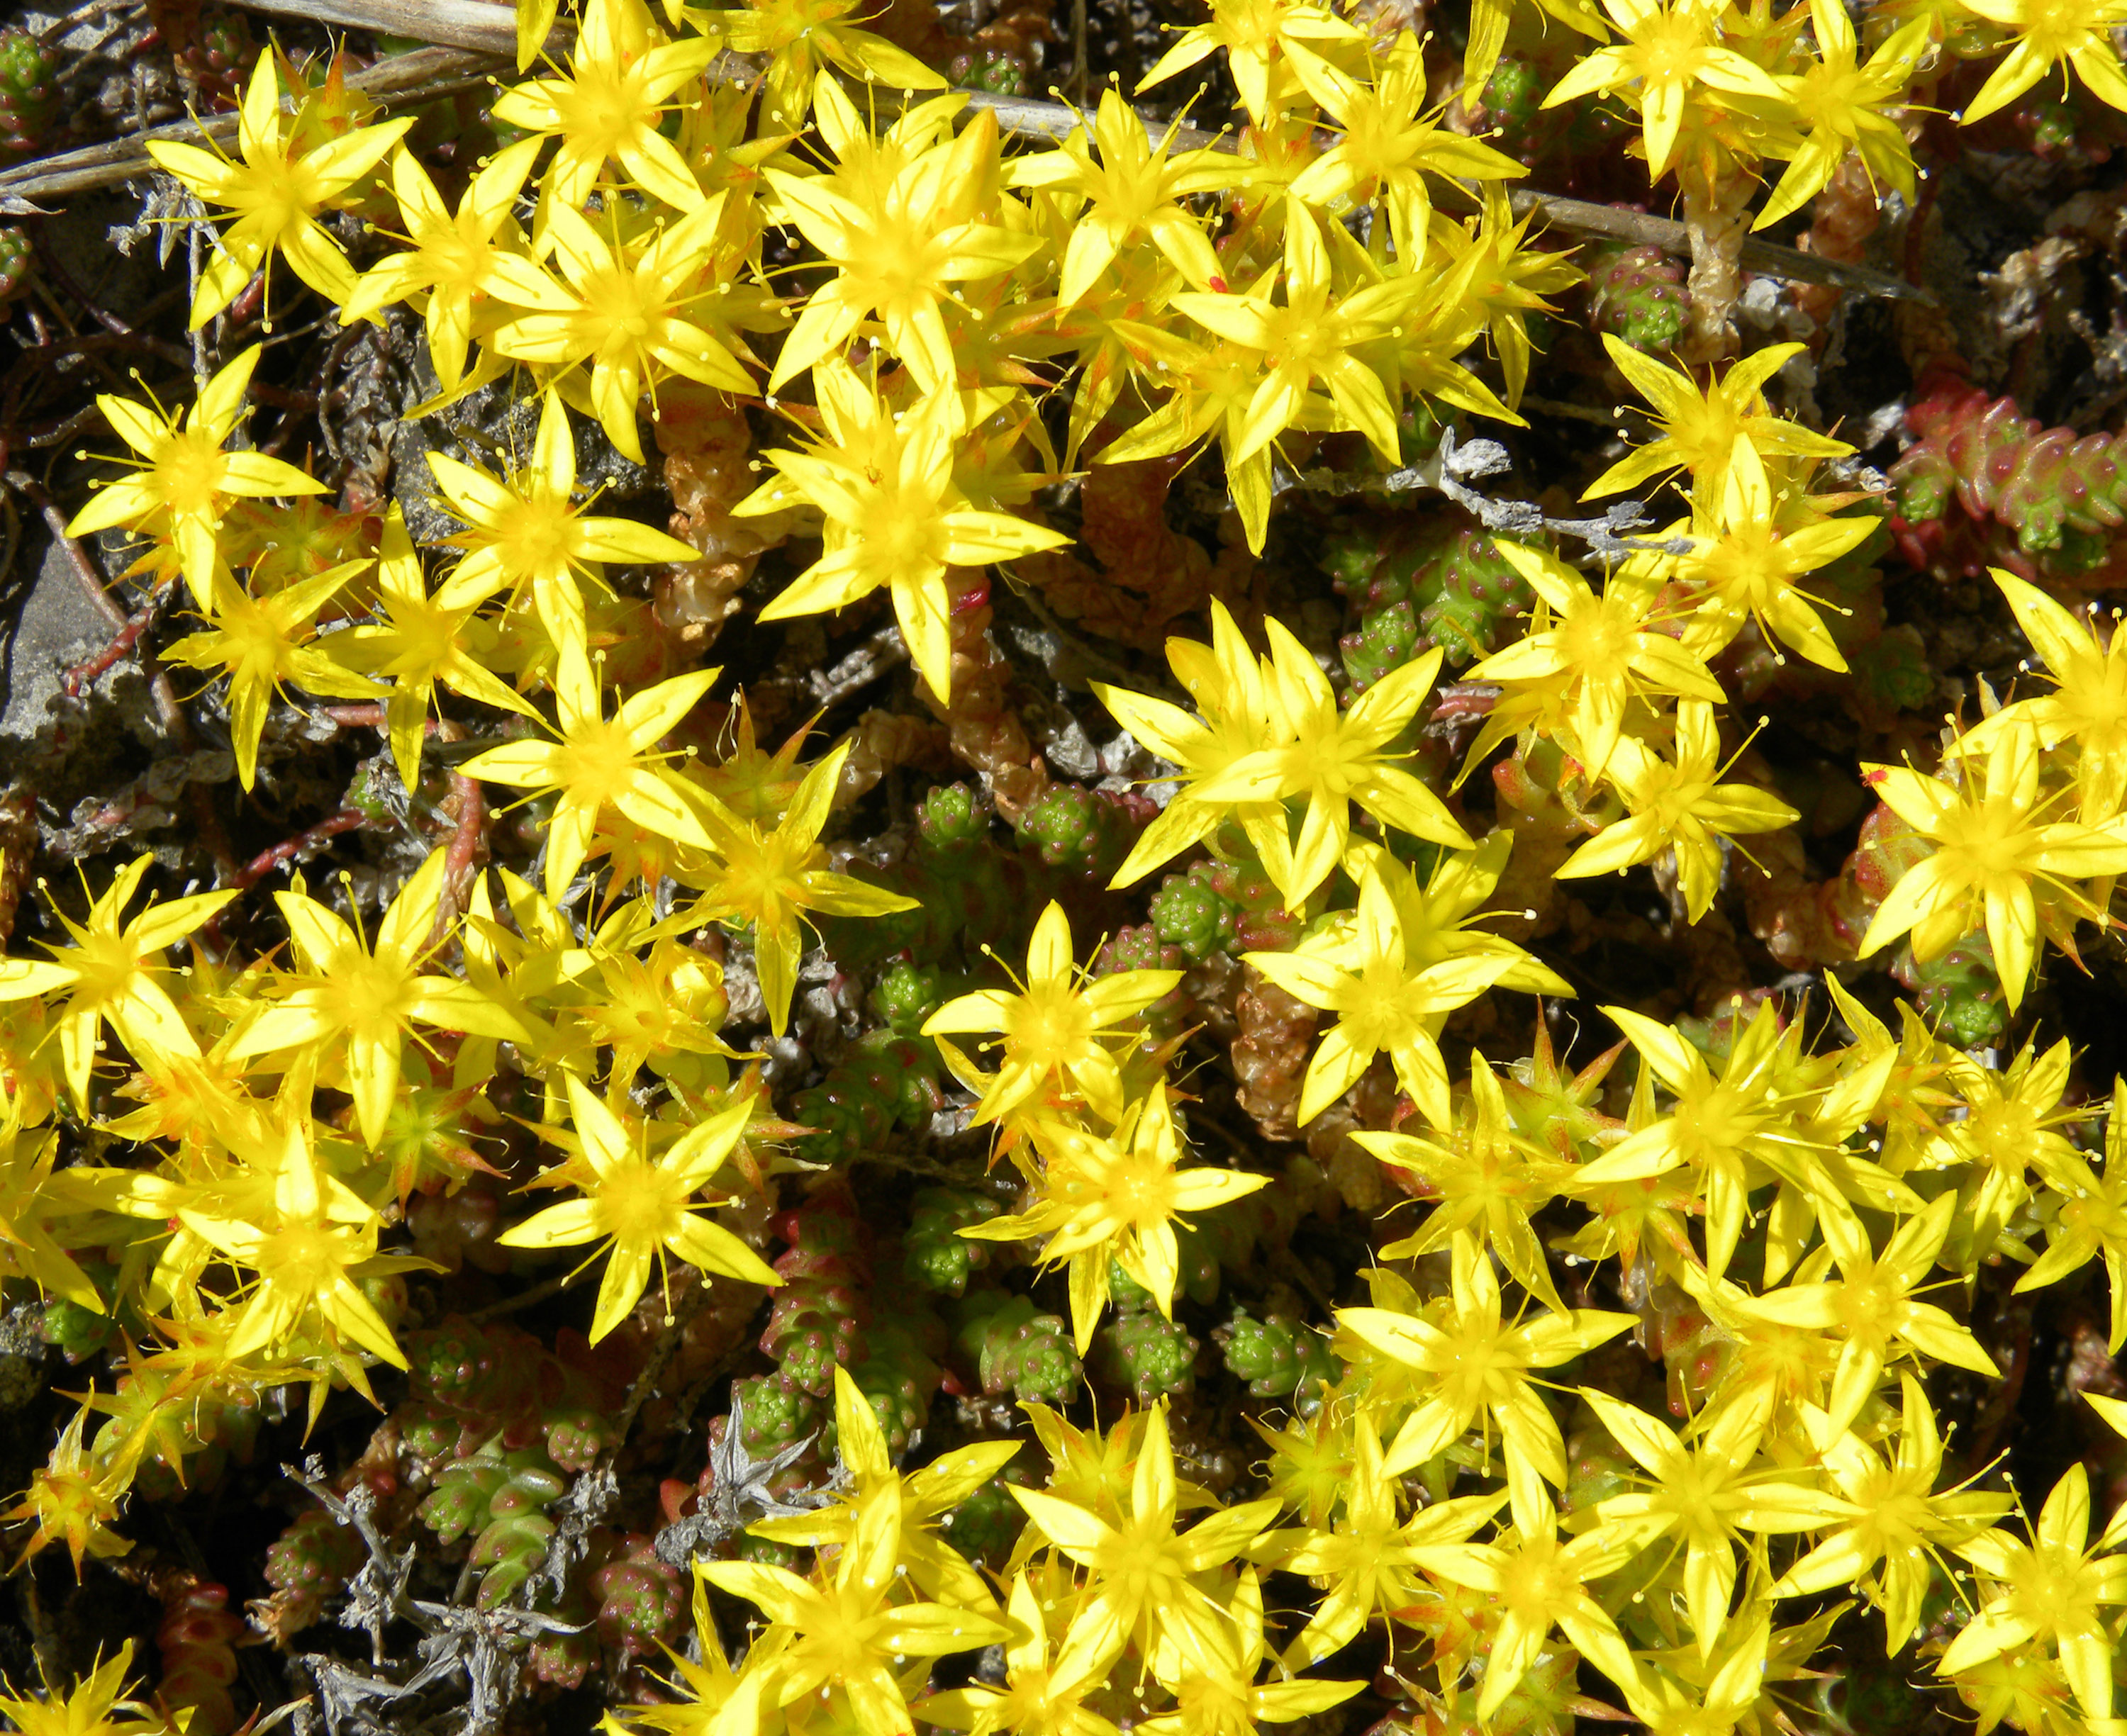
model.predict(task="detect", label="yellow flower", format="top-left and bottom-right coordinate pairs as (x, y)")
top-left (1931, 1031), bottom-right (2081, 1255)
top-left (0, 857), bottom-right (235, 1114)
top-left (1009, 1402), bottom-right (1279, 1680)
top-left (1137, 0), bottom-right (1361, 124)
top-left (916, 1570), bottom-right (1122, 1736)
top-left (498, 1074), bottom-right (778, 1343)
top-left (2, 1404), bottom-right (133, 1577)
top-left (1285, 35), bottom-right (1526, 259)
top-left (340, 137), bottom-right (560, 391)
top-left (178, 1114), bottom-right (415, 1376)
top-left (146, 52), bottom-right (411, 327)
top-left (1541, 0), bottom-right (1790, 179)
top-left (457, 644), bottom-right (722, 900)
top-left (1942, 1462), bottom-right (2127, 1718)
top-left (1196, 624), bottom-right (1473, 907)
top-left (2019, 1077), bottom-right (2127, 1350)
top-left (1857, 719), bottom-right (2127, 1008)
top-left (227, 848), bottom-right (528, 1148)
top-left (1439, 184), bottom-right (1585, 413)
top-left (1772, 1374), bottom-right (2011, 1650)
top-left (1345, 834), bottom-right (1569, 990)
top-left (1557, 700), bottom-right (1799, 921)
top-left (749, 1366), bottom-right (1017, 1606)
top-left (0, 1641), bottom-right (173, 1735)
top-left (428, 389), bottom-right (703, 660)
top-left (1574, 999), bottom-right (1833, 1279)
top-left (1095, 601), bottom-right (1283, 888)
top-left (1362, 1051), bottom-right (1574, 1311)
top-left (1138, 1566), bottom-right (1363, 1736)
top-left (1618, 1616), bottom-right (1782, 1736)
top-left (64, 345), bottom-right (325, 610)
top-left (923, 901), bottom-right (1180, 1129)
top-left (1336, 1231), bottom-right (1635, 1508)
top-left (1251, 1411), bottom-right (1502, 1665)
top-left (1677, 442), bottom-right (1882, 671)
top-left (325, 507), bottom-right (542, 788)
top-left (161, 560), bottom-right (386, 790)
top-left (1244, 863), bottom-right (1522, 1128)
top-left (737, 361), bottom-right (1068, 702)
top-left (0, 1113), bottom-right (107, 1313)
top-left (1582, 337), bottom-right (1848, 505)
top-left (1958, 0), bottom-right (2127, 124)
top-left (683, 742), bottom-right (920, 1037)
top-left (1408, 1482), bottom-right (1658, 1718)
top-left (761, 89), bottom-right (1034, 393)
top-left (1171, 205), bottom-right (1423, 469)
top-left (1960, 568), bottom-right (2127, 822)
top-left (1758, 0), bottom-right (1931, 228)
top-left (686, 0), bottom-right (945, 129)
top-left (700, 1492), bottom-right (1007, 1734)
top-left (1717, 1192), bottom-right (1999, 1440)
top-left (965, 1083), bottom-right (1268, 1352)
top-left (1464, 540), bottom-right (1725, 779)
top-left (1097, 332), bottom-right (1279, 551)
top-left (1006, 88), bottom-right (1236, 306)
top-left (489, 199), bottom-right (756, 464)
top-left (1575, 1389), bottom-right (1843, 1657)
top-left (489, 0), bottom-right (716, 213)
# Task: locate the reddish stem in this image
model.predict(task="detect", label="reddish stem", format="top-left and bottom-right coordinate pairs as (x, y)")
top-left (440, 770), bottom-right (486, 924)
top-left (63, 592), bottom-right (159, 696)
top-left (230, 807), bottom-right (369, 892)
top-left (223, 272), bottom-right (268, 330)
top-left (434, 719), bottom-right (484, 936)
top-left (1429, 683), bottom-right (1500, 725)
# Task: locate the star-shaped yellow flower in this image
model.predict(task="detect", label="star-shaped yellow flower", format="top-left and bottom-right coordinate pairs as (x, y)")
top-left (1244, 863), bottom-right (1519, 1127)
top-left (498, 1074), bottom-right (779, 1343)
top-left (966, 1082), bottom-right (1267, 1352)
top-left (1958, 0), bottom-right (2127, 125)
top-left (456, 644), bottom-right (722, 900)
top-left (1010, 1402), bottom-right (1280, 1679)
top-left (1582, 339), bottom-right (1849, 504)
top-left (65, 345), bottom-right (324, 610)
top-left (0, 857), bottom-right (235, 1114)
top-left (1337, 1231), bottom-right (1634, 1508)
top-left (1858, 718), bottom-right (2127, 1008)
top-left (428, 389), bottom-right (703, 660)
top-left (1942, 1462), bottom-right (2127, 1717)
top-left (1557, 699), bottom-right (1799, 921)
top-left (1542, 0), bottom-right (1790, 180)
top-left (682, 742), bottom-right (920, 1037)
top-left (1196, 624), bottom-right (1472, 907)
top-left (489, 0), bottom-right (716, 213)
top-left (1007, 88), bottom-right (1237, 306)
top-left (227, 847), bottom-right (530, 1149)
top-left (340, 137), bottom-right (562, 391)
top-left (737, 360), bottom-right (1068, 701)
top-left (1960, 567), bottom-right (2127, 822)
top-left (923, 900), bottom-right (1181, 1129)
top-left (146, 52), bottom-right (411, 327)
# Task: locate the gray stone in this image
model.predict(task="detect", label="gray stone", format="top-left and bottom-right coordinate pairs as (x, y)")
top-left (1, 536), bottom-right (106, 745)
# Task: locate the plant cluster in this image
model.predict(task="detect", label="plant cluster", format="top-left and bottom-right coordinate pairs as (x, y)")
top-left (1, 0), bottom-right (2127, 1731)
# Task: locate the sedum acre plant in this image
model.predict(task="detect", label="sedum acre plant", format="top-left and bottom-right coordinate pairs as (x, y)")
top-left (5, 0), bottom-right (2127, 1730)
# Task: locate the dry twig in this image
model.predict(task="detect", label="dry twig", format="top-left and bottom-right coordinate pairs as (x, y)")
top-left (0, 46), bottom-right (506, 203)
